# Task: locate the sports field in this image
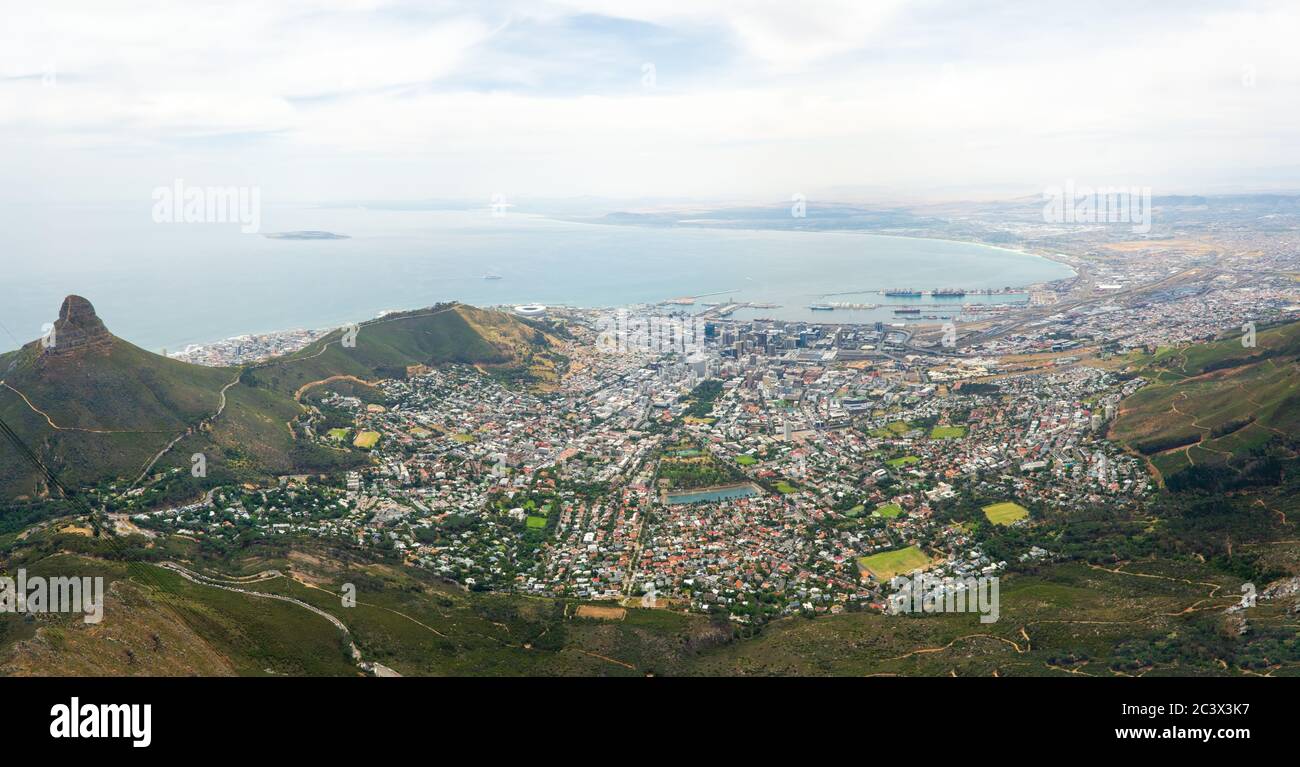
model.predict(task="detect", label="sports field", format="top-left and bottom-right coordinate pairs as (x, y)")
top-left (352, 431), bottom-right (380, 449)
top-left (982, 501), bottom-right (1029, 525)
top-left (857, 545), bottom-right (930, 579)
top-left (869, 421), bottom-right (913, 438)
top-left (929, 425), bottom-right (967, 439)
top-left (872, 503), bottom-right (903, 518)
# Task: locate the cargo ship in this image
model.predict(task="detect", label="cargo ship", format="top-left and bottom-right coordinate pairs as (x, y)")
top-left (894, 307), bottom-right (921, 315)
top-left (884, 289), bottom-right (923, 297)
top-left (932, 288), bottom-right (966, 297)
top-left (808, 303), bottom-right (834, 311)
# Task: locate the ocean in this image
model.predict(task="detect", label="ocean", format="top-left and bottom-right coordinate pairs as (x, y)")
top-left (0, 203), bottom-right (1072, 353)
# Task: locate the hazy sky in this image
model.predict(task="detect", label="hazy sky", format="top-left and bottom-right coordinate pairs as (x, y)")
top-left (2, 0), bottom-right (1298, 204)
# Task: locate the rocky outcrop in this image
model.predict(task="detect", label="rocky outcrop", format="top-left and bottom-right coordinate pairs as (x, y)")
top-left (42, 295), bottom-right (113, 356)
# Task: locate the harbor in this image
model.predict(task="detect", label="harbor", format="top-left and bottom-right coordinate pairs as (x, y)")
top-left (823, 287), bottom-right (1028, 298)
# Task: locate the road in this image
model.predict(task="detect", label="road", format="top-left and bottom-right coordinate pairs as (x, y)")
top-left (159, 562), bottom-right (401, 677)
top-left (127, 371), bottom-right (243, 490)
top-left (1, 380), bottom-right (168, 434)
top-left (127, 304), bottom-right (462, 492)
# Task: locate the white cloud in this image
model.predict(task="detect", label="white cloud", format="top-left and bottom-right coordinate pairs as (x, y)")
top-left (533, 0), bottom-right (907, 71)
top-left (1, 0), bottom-right (1298, 202)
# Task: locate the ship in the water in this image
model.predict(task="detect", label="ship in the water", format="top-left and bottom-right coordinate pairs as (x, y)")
top-left (808, 303), bottom-right (834, 311)
top-left (932, 288), bottom-right (966, 297)
top-left (884, 289), bottom-right (922, 297)
top-left (894, 307), bottom-right (921, 315)
top-left (483, 273), bottom-right (503, 280)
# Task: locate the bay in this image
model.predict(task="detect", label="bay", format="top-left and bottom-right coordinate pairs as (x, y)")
top-left (0, 204), bottom-right (1072, 353)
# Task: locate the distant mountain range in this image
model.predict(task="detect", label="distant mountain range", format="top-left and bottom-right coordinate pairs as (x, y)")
top-left (263, 231), bottom-right (351, 240)
top-left (0, 296), bottom-right (563, 502)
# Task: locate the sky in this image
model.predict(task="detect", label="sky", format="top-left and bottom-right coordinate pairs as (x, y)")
top-left (1, 0), bottom-right (1298, 205)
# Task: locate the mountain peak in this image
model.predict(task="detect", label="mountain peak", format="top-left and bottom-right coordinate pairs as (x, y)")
top-left (46, 294), bottom-right (112, 355)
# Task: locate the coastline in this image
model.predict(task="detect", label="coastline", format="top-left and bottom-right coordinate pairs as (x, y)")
top-left (20, 214), bottom-right (1071, 356)
top-left (554, 215), bottom-right (1082, 281)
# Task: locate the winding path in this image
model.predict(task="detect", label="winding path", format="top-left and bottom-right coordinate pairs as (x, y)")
top-left (130, 304), bottom-right (463, 488)
top-left (127, 371), bottom-right (243, 489)
top-left (1, 380), bottom-right (167, 434)
top-left (158, 562), bottom-right (401, 677)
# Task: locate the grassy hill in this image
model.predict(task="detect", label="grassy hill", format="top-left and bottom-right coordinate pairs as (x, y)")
top-left (8, 538), bottom-right (1300, 677)
top-left (244, 303), bottom-right (564, 398)
top-left (1110, 320), bottom-right (1300, 484)
top-left (0, 297), bottom-right (563, 503)
top-left (0, 297), bottom-right (238, 499)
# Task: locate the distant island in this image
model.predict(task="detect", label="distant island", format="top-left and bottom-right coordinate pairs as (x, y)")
top-left (263, 231), bottom-right (350, 240)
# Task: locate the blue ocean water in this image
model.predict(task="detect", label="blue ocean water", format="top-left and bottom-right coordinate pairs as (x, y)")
top-left (0, 203), bottom-right (1072, 353)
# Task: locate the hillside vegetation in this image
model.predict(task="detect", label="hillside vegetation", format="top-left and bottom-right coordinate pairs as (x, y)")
top-left (244, 303), bottom-right (564, 398)
top-left (0, 298), bottom-right (563, 502)
top-left (8, 537), bottom-right (1300, 677)
top-left (0, 326), bottom-right (237, 498)
top-left (1110, 320), bottom-right (1299, 485)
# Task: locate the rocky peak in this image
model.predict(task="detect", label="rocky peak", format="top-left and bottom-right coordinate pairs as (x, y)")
top-left (43, 295), bottom-right (113, 355)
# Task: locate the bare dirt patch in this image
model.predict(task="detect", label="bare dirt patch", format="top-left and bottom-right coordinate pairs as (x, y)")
top-left (575, 605), bottom-right (627, 621)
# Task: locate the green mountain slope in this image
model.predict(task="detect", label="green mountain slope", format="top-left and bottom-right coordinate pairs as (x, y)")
top-left (1110, 320), bottom-right (1300, 483)
top-left (0, 296), bottom-right (237, 498)
top-left (0, 296), bottom-right (562, 502)
top-left (244, 302), bottom-right (563, 398)
top-left (6, 541), bottom-right (1295, 677)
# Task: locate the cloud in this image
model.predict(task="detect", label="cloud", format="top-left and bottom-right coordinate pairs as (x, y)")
top-left (533, 0), bottom-right (907, 72)
top-left (1, 0), bottom-right (1298, 201)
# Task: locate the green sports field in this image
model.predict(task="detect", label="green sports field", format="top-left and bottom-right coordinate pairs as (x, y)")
top-left (982, 501), bottom-right (1029, 525)
top-left (857, 545), bottom-right (930, 579)
top-left (872, 503), bottom-right (903, 518)
top-left (869, 421), bottom-right (913, 438)
top-left (929, 425), bottom-right (967, 439)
